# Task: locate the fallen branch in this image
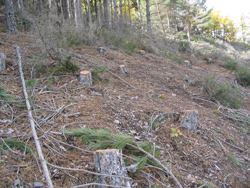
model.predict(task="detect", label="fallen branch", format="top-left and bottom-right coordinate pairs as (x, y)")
top-left (106, 70), bottom-right (137, 89)
top-left (71, 183), bottom-right (129, 188)
top-left (1, 138), bottom-right (19, 154)
top-left (15, 45), bottom-right (54, 188)
top-left (126, 143), bottom-right (183, 188)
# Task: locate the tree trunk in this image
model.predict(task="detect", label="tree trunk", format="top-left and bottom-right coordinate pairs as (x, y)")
top-left (17, 0), bottom-right (24, 14)
top-left (74, 0), bottom-right (83, 29)
top-left (124, 0), bottom-right (127, 25)
top-left (127, 0), bottom-right (131, 25)
top-left (94, 0), bottom-right (98, 20)
top-left (79, 71), bottom-right (93, 86)
top-left (5, 0), bottom-right (18, 35)
top-left (137, 0), bottom-right (143, 29)
top-left (185, 3), bottom-right (191, 41)
top-left (94, 149), bottom-right (131, 187)
top-left (146, 0), bottom-right (151, 34)
top-left (156, 0), bottom-right (166, 37)
top-left (113, 0), bottom-right (118, 26)
top-left (0, 54), bottom-right (6, 72)
top-left (67, 0), bottom-right (73, 20)
top-left (61, 0), bottom-right (69, 20)
top-left (86, 0), bottom-right (92, 28)
top-left (166, 6), bottom-right (170, 33)
top-left (119, 0), bottom-right (123, 26)
top-left (48, 0), bottom-right (52, 9)
top-left (99, 0), bottom-right (103, 26)
top-left (103, 0), bottom-right (111, 29)
top-left (48, 0), bottom-right (58, 15)
top-left (36, 0), bottom-right (43, 12)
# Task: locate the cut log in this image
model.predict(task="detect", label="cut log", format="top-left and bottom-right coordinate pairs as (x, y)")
top-left (94, 149), bottom-right (131, 188)
top-left (119, 65), bottom-right (130, 77)
top-left (79, 70), bottom-right (92, 86)
top-left (179, 110), bottom-right (198, 131)
top-left (0, 53), bottom-right (6, 71)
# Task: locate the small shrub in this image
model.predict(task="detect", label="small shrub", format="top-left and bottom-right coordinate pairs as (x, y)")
top-left (204, 75), bottom-right (242, 109)
top-left (0, 86), bottom-right (14, 101)
top-left (124, 41), bottom-right (137, 55)
top-left (197, 182), bottom-right (215, 188)
top-left (237, 127), bottom-right (248, 134)
top-left (56, 56), bottom-right (79, 74)
top-left (227, 153), bottom-right (242, 166)
top-left (227, 136), bottom-right (236, 144)
top-left (236, 67), bottom-right (250, 87)
top-left (91, 65), bottom-right (107, 83)
top-left (178, 41), bottom-right (190, 53)
top-left (26, 78), bottom-right (39, 88)
top-left (171, 128), bottom-right (183, 137)
top-left (0, 139), bottom-right (34, 155)
top-left (215, 129), bottom-right (222, 133)
top-left (163, 52), bottom-right (182, 64)
top-left (224, 57), bottom-right (238, 71)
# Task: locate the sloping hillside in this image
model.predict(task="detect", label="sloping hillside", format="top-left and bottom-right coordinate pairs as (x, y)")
top-left (0, 31), bottom-right (250, 188)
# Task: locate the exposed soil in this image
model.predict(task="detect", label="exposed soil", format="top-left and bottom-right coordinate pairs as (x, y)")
top-left (0, 31), bottom-right (250, 188)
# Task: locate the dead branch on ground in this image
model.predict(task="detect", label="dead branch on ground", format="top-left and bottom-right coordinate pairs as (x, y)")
top-left (15, 45), bottom-right (54, 188)
top-left (126, 143), bottom-right (183, 188)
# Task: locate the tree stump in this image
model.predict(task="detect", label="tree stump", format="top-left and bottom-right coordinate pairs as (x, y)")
top-left (179, 110), bottom-right (198, 131)
top-left (94, 149), bottom-right (131, 188)
top-left (183, 60), bottom-right (192, 68)
top-left (79, 70), bottom-right (92, 86)
top-left (119, 65), bottom-right (130, 77)
top-left (97, 47), bottom-right (107, 56)
top-left (0, 54), bottom-right (6, 72)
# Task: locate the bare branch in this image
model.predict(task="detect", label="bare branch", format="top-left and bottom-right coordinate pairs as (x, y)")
top-left (126, 143), bottom-right (183, 188)
top-left (15, 45), bottom-right (54, 188)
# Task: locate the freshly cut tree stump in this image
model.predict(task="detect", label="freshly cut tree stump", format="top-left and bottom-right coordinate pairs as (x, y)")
top-left (119, 65), bottom-right (130, 77)
top-left (179, 110), bottom-right (198, 131)
top-left (94, 149), bottom-right (131, 188)
top-left (0, 53), bottom-right (6, 71)
top-left (79, 70), bottom-right (92, 86)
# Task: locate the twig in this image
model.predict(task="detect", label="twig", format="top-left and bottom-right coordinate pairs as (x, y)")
top-left (5, 102), bottom-right (14, 125)
top-left (15, 45), bottom-right (54, 188)
top-left (141, 171), bottom-right (169, 187)
top-left (48, 135), bottom-right (93, 154)
top-left (218, 111), bottom-right (250, 124)
top-left (126, 143), bottom-right (183, 188)
top-left (223, 174), bottom-right (232, 188)
top-left (216, 136), bottom-right (244, 152)
top-left (199, 183), bottom-right (209, 188)
top-left (1, 138), bottom-right (19, 154)
top-left (106, 69), bottom-right (137, 89)
top-left (71, 183), bottom-right (129, 188)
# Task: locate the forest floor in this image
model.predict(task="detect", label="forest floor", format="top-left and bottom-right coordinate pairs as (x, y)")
top-left (0, 31), bottom-right (250, 188)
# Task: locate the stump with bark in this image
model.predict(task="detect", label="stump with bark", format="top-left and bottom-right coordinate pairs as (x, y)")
top-left (0, 54), bottom-right (6, 71)
top-left (179, 110), bottom-right (198, 131)
top-left (79, 70), bottom-right (92, 86)
top-left (119, 65), bottom-right (130, 77)
top-left (97, 47), bottom-right (107, 56)
top-left (94, 149), bottom-right (131, 188)
top-left (183, 60), bottom-right (192, 68)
